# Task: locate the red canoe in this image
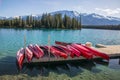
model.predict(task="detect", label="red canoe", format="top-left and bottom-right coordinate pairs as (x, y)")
top-left (34, 44), bottom-right (44, 58)
top-left (55, 41), bottom-right (81, 46)
top-left (52, 46), bottom-right (68, 59)
top-left (44, 46), bottom-right (59, 58)
top-left (55, 41), bottom-right (71, 46)
top-left (16, 48), bottom-right (25, 69)
top-left (28, 44), bottom-right (40, 59)
top-left (55, 41), bottom-right (109, 60)
top-left (71, 44), bottom-right (93, 59)
top-left (25, 47), bottom-right (33, 62)
top-left (82, 45), bottom-right (109, 60)
top-left (46, 46), bottom-right (68, 59)
top-left (67, 45), bottom-right (81, 57)
top-left (54, 45), bottom-right (76, 57)
top-left (53, 45), bottom-right (70, 55)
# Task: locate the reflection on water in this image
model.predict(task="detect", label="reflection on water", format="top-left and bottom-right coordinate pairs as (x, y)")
top-left (0, 56), bottom-right (120, 77)
top-left (0, 56), bottom-right (18, 75)
top-left (109, 58), bottom-right (120, 69)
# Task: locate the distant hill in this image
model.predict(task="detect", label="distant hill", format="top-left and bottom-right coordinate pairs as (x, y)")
top-left (0, 10), bottom-right (120, 25)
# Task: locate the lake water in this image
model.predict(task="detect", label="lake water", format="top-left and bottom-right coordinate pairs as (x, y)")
top-left (0, 28), bottom-right (120, 80)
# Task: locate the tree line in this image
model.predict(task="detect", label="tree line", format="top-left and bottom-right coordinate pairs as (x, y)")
top-left (0, 13), bottom-right (81, 29)
top-left (82, 25), bottom-right (120, 30)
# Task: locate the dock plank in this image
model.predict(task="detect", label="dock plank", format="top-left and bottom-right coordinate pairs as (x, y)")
top-left (96, 45), bottom-right (120, 57)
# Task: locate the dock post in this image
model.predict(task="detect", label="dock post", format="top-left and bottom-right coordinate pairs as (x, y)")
top-left (48, 35), bottom-right (50, 61)
top-left (24, 34), bottom-right (26, 49)
top-left (47, 35), bottom-right (51, 80)
top-left (24, 34), bottom-right (27, 62)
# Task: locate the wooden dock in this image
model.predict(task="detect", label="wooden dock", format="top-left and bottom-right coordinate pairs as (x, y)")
top-left (96, 45), bottom-right (120, 57)
top-left (24, 45), bottom-right (120, 63)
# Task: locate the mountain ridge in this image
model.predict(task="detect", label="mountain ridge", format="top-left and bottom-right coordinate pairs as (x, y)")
top-left (0, 10), bottom-right (120, 25)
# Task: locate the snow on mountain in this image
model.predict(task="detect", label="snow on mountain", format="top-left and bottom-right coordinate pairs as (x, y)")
top-left (0, 10), bottom-right (120, 25)
top-left (106, 16), bottom-right (120, 21)
top-left (81, 13), bottom-right (120, 21)
top-left (50, 10), bottom-right (120, 25)
top-left (81, 13), bottom-right (120, 25)
top-left (90, 13), bottom-right (105, 19)
top-left (50, 10), bottom-right (80, 18)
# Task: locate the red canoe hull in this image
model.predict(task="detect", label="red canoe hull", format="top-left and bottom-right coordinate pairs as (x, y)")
top-left (28, 44), bottom-right (40, 59)
top-left (34, 44), bottom-right (44, 58)
top-left (25, 47), bottom-right (33, 62)
top-left (55, 41), bottom-right (109, 60)
top-left (16, 48), bottom-right (25, 69)
top-left (67, 45), bottom-right (81, 57)
top-left (82, 45), bottom-right (109, 60)
top-left (46, 46), bottom-right (68, 59)
top-left (71, 44), bottom-right (93, 59)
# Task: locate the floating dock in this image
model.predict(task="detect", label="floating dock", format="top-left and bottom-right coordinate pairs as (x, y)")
top-left (24, 45), bottom-right (120, 63)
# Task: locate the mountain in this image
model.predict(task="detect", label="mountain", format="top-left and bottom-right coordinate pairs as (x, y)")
top-left (50, 10), bottom-right (80, 18)
top-left (0, 10), bottom-right (120, 25)
top-left (81, 13), bottom-right (120, 25)
top-left (50, 10), bottom-right (120, 25)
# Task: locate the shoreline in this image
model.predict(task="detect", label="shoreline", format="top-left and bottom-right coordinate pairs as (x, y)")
top-left (1, 25), bottom-right (120, 30)
top-left (82, 25), bottom-right (120, 30)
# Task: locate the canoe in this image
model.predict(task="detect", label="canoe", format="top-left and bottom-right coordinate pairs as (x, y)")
top-left (82, 45), bottom-right (109, 60)
top-left (71, 44), bottom-right (93, 59)
top-left (44, 46), bottom-right (60, 58)
top-left (55, 41), bottom-right (71, 46)
top-left (55, 41), bottom-right (109, 60)
top-left (55, 41), bottom-right (93, 59)
top-left (67, 45), bottom-right (81, 57)
top-left (25, 47), bottom-right (33, 62)
top-left (34, 44), bottom-right (44, 58)
top-left (53, 45), bottom-right (70, 57)
top-left (28, 44), bottom-right (40, 59)
top-left (40, 46), bottom-right (54, 57)
top-left (46, 46), bottom-right (68, 59)
top-left (55, 41), bottom-right (81, 46)
top-left (53, 45), bottom-right (70, 55)
top-left (53, 45), bottom-right (76, 57)
top-left (16, 48), bottom-right (25, 69)
top-left (52, 46), bottom-right (68, 59)
top-left (54, 45), bottom-right (75, 58)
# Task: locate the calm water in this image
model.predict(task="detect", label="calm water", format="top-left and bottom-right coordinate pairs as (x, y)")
top-left (0, 28), bottom-right (120, 80)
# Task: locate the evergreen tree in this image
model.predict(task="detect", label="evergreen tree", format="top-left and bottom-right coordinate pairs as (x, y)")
top-left (0, 13), bottom-right (81, 29)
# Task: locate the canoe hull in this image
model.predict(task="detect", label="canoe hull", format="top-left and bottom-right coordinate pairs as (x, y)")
top-left (16, 48), bottom-right (25, 69)
top-left (25, 47), bottom-right (33, 62)
top-left (67, 45), bottom-right (81, 57)
top-left (28, 44), bottom-right (40, 59)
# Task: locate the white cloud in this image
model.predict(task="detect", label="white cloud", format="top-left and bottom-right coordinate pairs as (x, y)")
top-left (95, 8), bottom-right (120, 15)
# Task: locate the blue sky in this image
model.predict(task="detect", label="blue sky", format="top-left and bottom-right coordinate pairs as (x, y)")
top-left (0, 0), bottom-right (120, 17)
